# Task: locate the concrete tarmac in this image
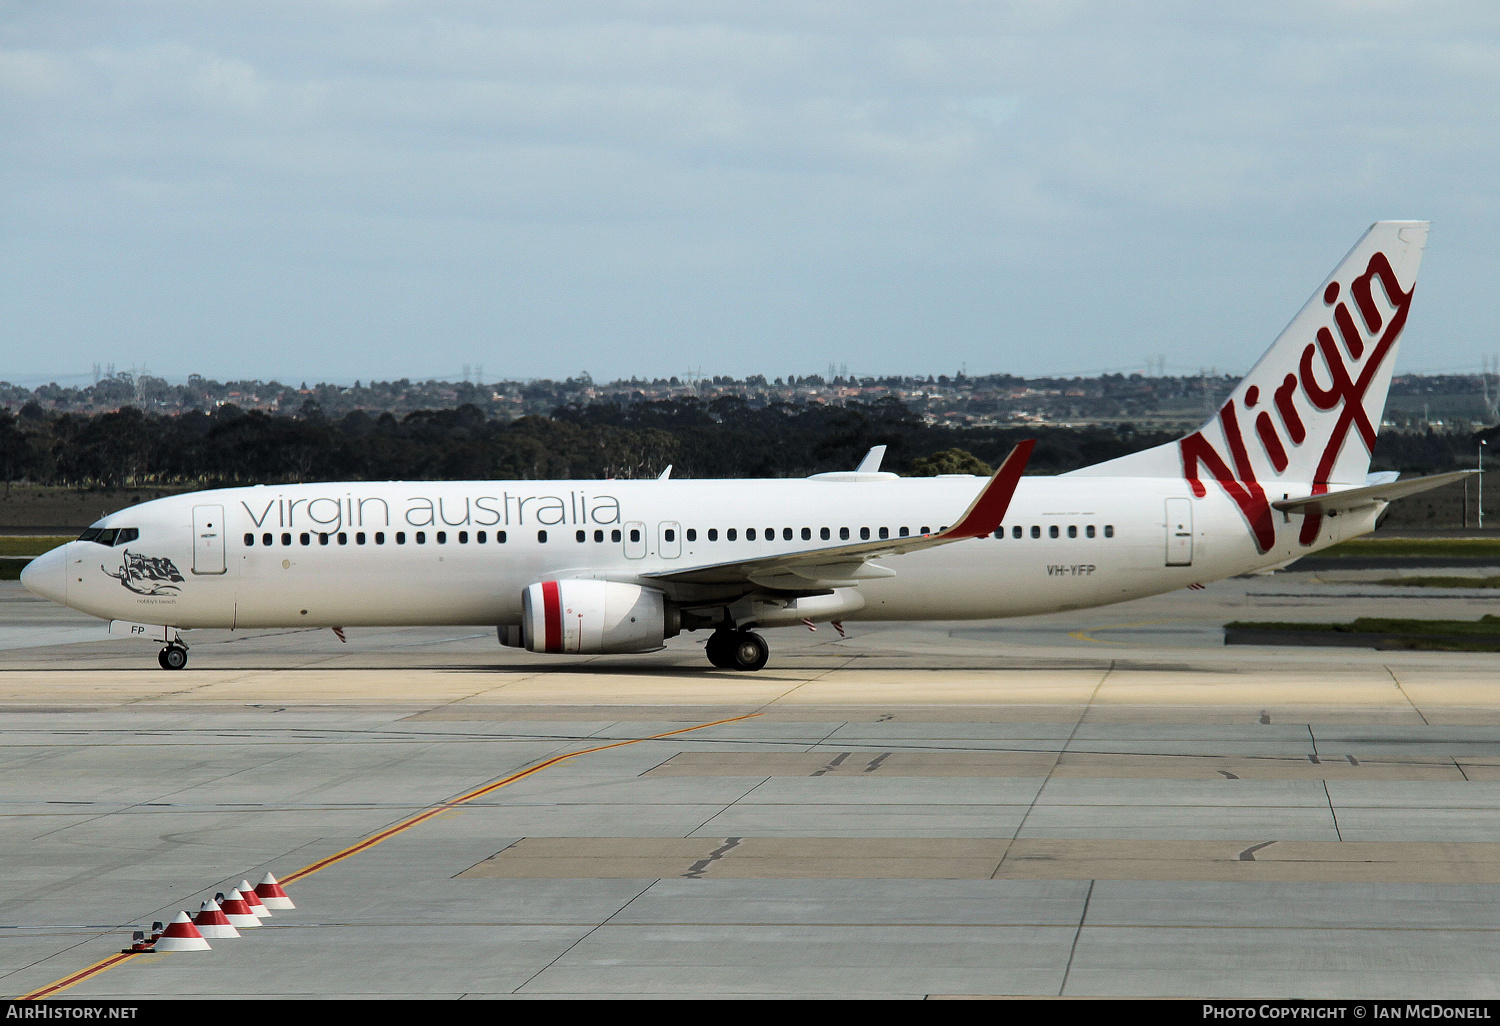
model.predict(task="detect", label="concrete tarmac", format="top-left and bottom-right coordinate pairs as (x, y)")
top-left (4, 571), bottom-right (1500, 998)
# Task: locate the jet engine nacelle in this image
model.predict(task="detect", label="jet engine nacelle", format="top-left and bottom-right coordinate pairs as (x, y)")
top-left (520, 580), bottom-right (678, 654)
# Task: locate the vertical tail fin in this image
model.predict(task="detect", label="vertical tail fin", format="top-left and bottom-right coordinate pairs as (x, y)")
top-left (1069, 221), bottom-right (1428, 549)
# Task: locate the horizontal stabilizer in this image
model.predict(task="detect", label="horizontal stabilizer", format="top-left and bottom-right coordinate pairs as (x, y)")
top-left (1271, 470), bottom-right (1476, 516)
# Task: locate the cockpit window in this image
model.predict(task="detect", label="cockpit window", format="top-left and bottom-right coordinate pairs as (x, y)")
top-left (83, 527), bottom-right (138, 546)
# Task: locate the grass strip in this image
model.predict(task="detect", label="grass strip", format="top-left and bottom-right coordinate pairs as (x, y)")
top-left (1226, 615), bottom-right (1500, 637)
top-left (1377, 576), bottom-right (1500, 588)
top-left (1318, 538), bottom-right (1500, 558)
top-left (0, 536), bottom-right (72, 557)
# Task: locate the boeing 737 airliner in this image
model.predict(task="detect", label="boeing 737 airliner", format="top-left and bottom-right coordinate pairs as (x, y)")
top-left (22, 222), bottom-right (1467, 671)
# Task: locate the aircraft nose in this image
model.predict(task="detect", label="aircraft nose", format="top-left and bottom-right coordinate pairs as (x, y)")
top-left (20, 545), bottom-right (67, 606)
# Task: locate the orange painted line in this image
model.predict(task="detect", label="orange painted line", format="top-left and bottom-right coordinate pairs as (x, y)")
top-left (19, 951), bottom-right (135, 1000)
top-left (281, 710), bottom-right (762, 884)
top-left (18, 710), bottom-right (760, 1000)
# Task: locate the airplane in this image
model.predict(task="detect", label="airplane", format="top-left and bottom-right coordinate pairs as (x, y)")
top-left (22, 221), bottom-right (1469, 672)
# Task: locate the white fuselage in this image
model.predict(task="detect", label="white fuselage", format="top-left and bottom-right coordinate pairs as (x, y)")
top-left (31, 475), bottom-right (1375, 632)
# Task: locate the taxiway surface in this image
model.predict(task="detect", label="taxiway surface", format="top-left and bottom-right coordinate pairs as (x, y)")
top-left (4, 571), bottom-right (1500, 998)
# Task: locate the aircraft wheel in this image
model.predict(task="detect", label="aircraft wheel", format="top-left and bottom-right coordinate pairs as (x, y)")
top-left (705, 631), bottom-right (735, 668)
top-left (160, 645), bottom-right (188, 671)
top-left (729, 631), bottom-right (769, 672)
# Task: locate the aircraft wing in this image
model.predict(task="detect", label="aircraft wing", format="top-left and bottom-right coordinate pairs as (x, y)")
top-left (642, 441), bottom-right (1035, 588)
top-left (1271, 470), bottom-right (1476, 516)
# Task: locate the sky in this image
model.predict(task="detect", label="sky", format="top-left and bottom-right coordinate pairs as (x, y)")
top-left (3, 1), bottom-right (1499, 386)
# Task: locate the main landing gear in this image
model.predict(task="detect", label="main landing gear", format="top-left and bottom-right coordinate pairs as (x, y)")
top-left (705, 629), bottom-right (769, 672)
top-left (157, 644), bottom-right (188, 671)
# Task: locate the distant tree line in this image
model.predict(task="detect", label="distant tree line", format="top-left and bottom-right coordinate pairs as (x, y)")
top-left (0, 395), bottom-right (1491, 491)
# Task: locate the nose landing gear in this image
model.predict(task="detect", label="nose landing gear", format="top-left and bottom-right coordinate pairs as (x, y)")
top-left (158, 644), bottom-right (188, 670)
top-left (705, 628), bottom-right (769, 671)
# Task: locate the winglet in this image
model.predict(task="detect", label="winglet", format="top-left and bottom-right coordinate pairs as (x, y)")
top-left (940, 440), bottom-right (1035, 540)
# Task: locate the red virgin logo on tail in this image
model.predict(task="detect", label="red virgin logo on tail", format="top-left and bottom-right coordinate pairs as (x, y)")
top-left (1181, 251), bottom-right (1414, 553)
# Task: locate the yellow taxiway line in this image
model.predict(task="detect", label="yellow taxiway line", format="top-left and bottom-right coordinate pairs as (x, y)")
top-left (18, 711), bottom-right (761, 1000)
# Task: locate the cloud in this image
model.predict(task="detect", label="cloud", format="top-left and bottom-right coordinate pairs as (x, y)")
top-left (2, 2), bottom-right (1499, 381)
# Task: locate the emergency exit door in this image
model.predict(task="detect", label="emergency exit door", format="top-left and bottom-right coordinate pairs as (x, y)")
top-left (193, 504), bottom-right (226, 575)
top-left (623, 521), bottom-right (647, 559)
top-left (658, 521), bottom-right (681, 559)
top-left (1165, 498), bottom-right (1193, 566)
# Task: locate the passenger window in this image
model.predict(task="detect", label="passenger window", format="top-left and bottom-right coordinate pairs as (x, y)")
top-left (282, 533), bottom-right (292, 546)
top-left (860, 527), bottom-right (870, 540)
top-left (879, 527), bottom-right (889, 539)
top-left (416, 532), bottom-right (425, 544)
top-left (1104, 525), bottom-right (1114, 538)
top-left (820, 527), bottom-right (830, 540)
top-left (376, 532), bottom-right (385, 544)
top-left (263, 533), bottom-right (273, 546)
top-left (320, 533), bottom-right (329, 545)
top-left (594, 530), bottom-right (604, 542)
top-left (629, 528), bottom-right (641, 543)
top-left (475, 531), bottom-right (484, 544)
top-left (1030, 526), bottom-right (1040, 539)
top-left (537, 530), bottom-right (548, 543)
top-left (576, 530), bottom-right (586, 542)
top-left (1049, 526), bottom-right (1058, 539)
top-left (458, 531), bottom-right (468, 543)
top-left (436, 532), bottom-right (446, 544)
top-left (839, 527), bottom-right (849, 540)
top-left (396, 532), bottom-right (406, 544)
top-left (609, 529), bottom-right (619, 543)
top-left (337, 532), bottom-right (347, 545)
top-left (1086, 525), bottom-right (1095, 538)
top-left (244, 533), bottom-right (254, 546)
top-left (357, 532), bottom-right (366, 544)
top-left (801, 527), bottom-right (812, 541)
top-left (728, 528), bottom-right (738, 541)
top-left (1012, 525), bottom-right (1022, 539)
top-left (708, 529), bottom-right (718, 541)
top-left (745, 528), bottom-right (754, 541)
top-left (899, 527), bottom-right (909, 537)
top-left (993, 528), bottom-right (1003, 539)
top-left (301, 533), bottom-right (311, 545)
top-left (1068, 525), bottom-right (1077, 538)
top-left (665, 529), bottom-right (676, 542)
top-left (497, 531), bottom-right (507, 543)
top-left (782, 528), bottom-right (793, 541)
top-left (686, 529), bottom-right (696, 542)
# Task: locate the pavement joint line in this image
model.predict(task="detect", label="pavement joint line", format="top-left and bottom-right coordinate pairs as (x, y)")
top-left (1000, 661), bottom-right (1112, 853)
top-left (1057, 878), bottom-right (1094, 997)
top-left (1386, 664), bottom-right (1431, 726)
top-left (14, 710), bottom-right (761, 1001)
top-left (277, 712), bottom-right (763, 885)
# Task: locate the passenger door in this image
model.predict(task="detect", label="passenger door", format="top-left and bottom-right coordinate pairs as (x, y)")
top-left (192, 505), bottom-right (226, 575)
top-left (623, 521), bottom-right (647, 559)
top-left (658, 521), bottom-right (681, 559)
top-left (1165, 498), bottom-right (1193, 566)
